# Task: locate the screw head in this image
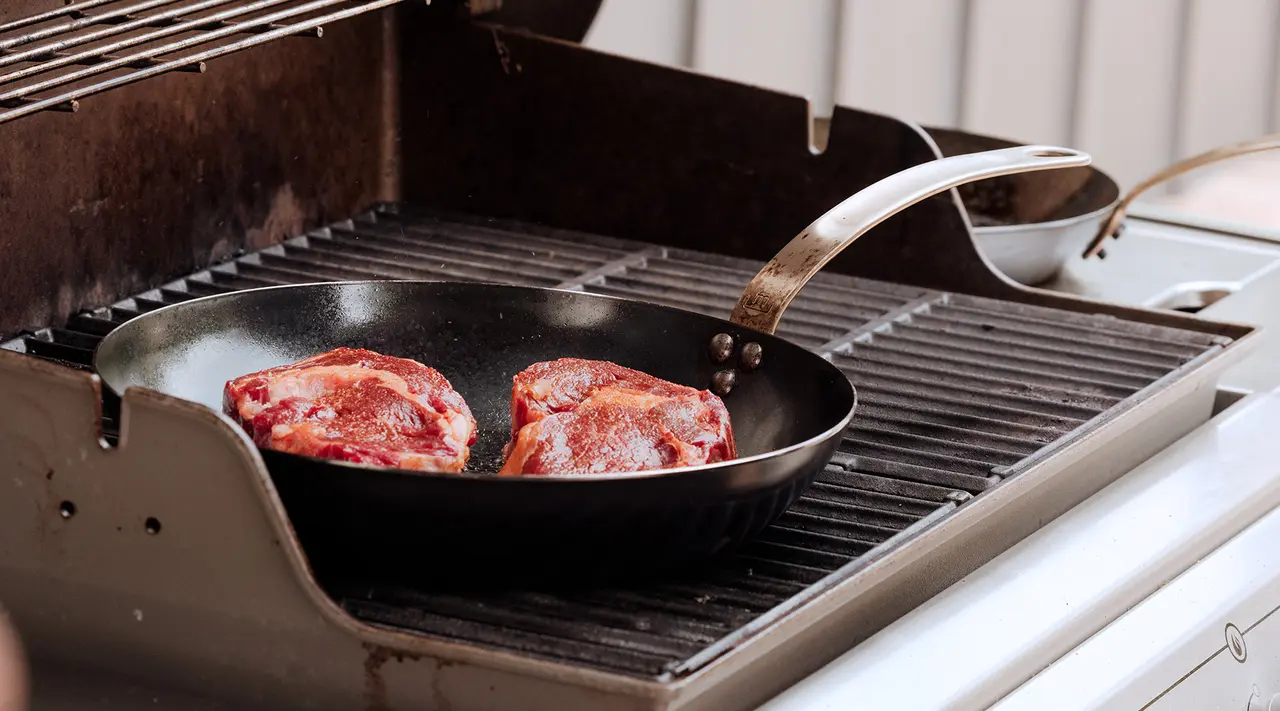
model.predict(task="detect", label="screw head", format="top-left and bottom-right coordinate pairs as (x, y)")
top-left (708, 333), bottom-right (735, 364)
top-left (710, 369), bottom-right (737, 396)
top-left (739, 342), bottom-right (763, 372)
top-left (945, 491), bottom-right (972, 505)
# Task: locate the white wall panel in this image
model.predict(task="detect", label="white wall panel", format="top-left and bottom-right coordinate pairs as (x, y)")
top-left (1176, 0), bottom-right (1278, 159)
top-left (960, 0), bottom-right (1083, 145)
top-left (1272, 6), bottom-right (1280, 134)
top-left (1073, 0), bottom-right (1184, 191)
top-left (692, 0), bottom-right (840, 116)
top-left (585, 0), bottom-right (1280, 203)
top-left (582, 0), bottom-right (694, 67)
top-left (834, 0), bottom-right (967, 127)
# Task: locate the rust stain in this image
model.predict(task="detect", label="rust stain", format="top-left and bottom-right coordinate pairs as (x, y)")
top-left (430, 658), bottom-right (454, 711)
top-left (363, 644), bottom-right (392, 711)
top-left (245, 184), bottom-right (308, 251)
top-left (363, 643), bottom-right (432, 711)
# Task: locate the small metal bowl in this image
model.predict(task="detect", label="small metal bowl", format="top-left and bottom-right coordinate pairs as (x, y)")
top-left (926, 126), bottom-right (1120, 285)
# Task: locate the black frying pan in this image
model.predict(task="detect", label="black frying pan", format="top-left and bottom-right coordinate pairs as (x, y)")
top-left (94, 146), bottom-right (1088, 586)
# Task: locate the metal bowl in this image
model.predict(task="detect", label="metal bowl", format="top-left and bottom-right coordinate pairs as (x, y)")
top-left (926, 126), bottom-right (1121, 285)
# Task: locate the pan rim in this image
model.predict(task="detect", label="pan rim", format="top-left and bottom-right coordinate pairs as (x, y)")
top-left (95, 279), bottom-right (858, 483)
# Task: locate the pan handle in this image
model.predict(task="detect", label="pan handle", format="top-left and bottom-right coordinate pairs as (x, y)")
top-left (728, 145), bottom-right (1091, 334)
top-left (1081, 133), bottom-right (1280, 260)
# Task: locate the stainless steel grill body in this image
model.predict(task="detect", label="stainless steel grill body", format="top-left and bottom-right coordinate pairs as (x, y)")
top-left (0, 205), bottom-right (1252, 710)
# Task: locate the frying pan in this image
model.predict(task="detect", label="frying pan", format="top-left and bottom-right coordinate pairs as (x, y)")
top-left (94, 145), bottom-right (1089, 586)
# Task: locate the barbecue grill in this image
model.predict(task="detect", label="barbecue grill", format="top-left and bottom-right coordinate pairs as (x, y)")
top-left (0, 2), bottom-right (1260, 710)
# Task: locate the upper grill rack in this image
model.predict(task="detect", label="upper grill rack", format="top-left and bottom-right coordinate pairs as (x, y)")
top-left (0, 203), bottom-right (1226, 679)
top-left (0, 0), bottom-right (403, 124)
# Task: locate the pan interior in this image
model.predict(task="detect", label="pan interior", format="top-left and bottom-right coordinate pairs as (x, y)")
top-left (94, 281), bottom-right (853, 472)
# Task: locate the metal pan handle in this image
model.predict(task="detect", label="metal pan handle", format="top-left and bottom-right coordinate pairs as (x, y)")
top-left (728, 145), bottom-right (1092, 334)
top-left (1081, 133), bottom-right (1280, 260)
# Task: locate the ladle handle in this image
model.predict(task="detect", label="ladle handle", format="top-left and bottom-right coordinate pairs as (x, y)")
top-left (729, 145), bottom-right (1091, 334)
top-left (1081, 133), bottom-right (1280, 259)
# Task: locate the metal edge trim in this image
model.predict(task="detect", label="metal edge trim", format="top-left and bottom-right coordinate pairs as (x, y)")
top-left (1017, 278), bottom-right (1260, 341)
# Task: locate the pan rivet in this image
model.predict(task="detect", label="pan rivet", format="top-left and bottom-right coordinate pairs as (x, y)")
top-left (711, 369), bottom-right (737, 396)
top-left (740, 342), bottom-right (763, 372)
top-left (708, 333), bottom-right (735, 363)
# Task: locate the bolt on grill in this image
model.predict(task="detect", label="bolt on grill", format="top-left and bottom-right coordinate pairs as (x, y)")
top-left (0, 0), bottom-right (403, 124)
top-left (0, 203), bottom-right (1227, 678)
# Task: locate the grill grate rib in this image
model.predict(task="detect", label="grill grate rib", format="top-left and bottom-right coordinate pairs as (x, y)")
top-left (0, 0), bottom-right (404, 124)
top-left (0, 203), bottom-right (1225, 679)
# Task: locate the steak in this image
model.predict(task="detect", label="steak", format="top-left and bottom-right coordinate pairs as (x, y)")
top-left (223, 347), bottom-right (477, 472)
top-left (500, 358), bottom-right (735, 475)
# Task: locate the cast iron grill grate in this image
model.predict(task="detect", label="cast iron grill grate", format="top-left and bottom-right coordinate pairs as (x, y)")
top-left (1, 203), bottom-right (1226, 678)
top-left (0, 0), bottom-right (404, 124)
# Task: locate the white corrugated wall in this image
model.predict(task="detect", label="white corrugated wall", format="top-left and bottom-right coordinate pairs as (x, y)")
top-left (583, 0), bottom-right (1280, 194)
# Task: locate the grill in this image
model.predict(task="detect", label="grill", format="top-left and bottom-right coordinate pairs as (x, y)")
top-left (0, 8), bottom-right (1259, 708)
top-left (0, 203), bottom-right (1225, 680)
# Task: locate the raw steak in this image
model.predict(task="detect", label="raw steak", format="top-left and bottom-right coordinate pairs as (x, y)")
top-left (223, 347), bottom-right (477, 472)
top-left (500, 358), bottom-right (735, 475)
